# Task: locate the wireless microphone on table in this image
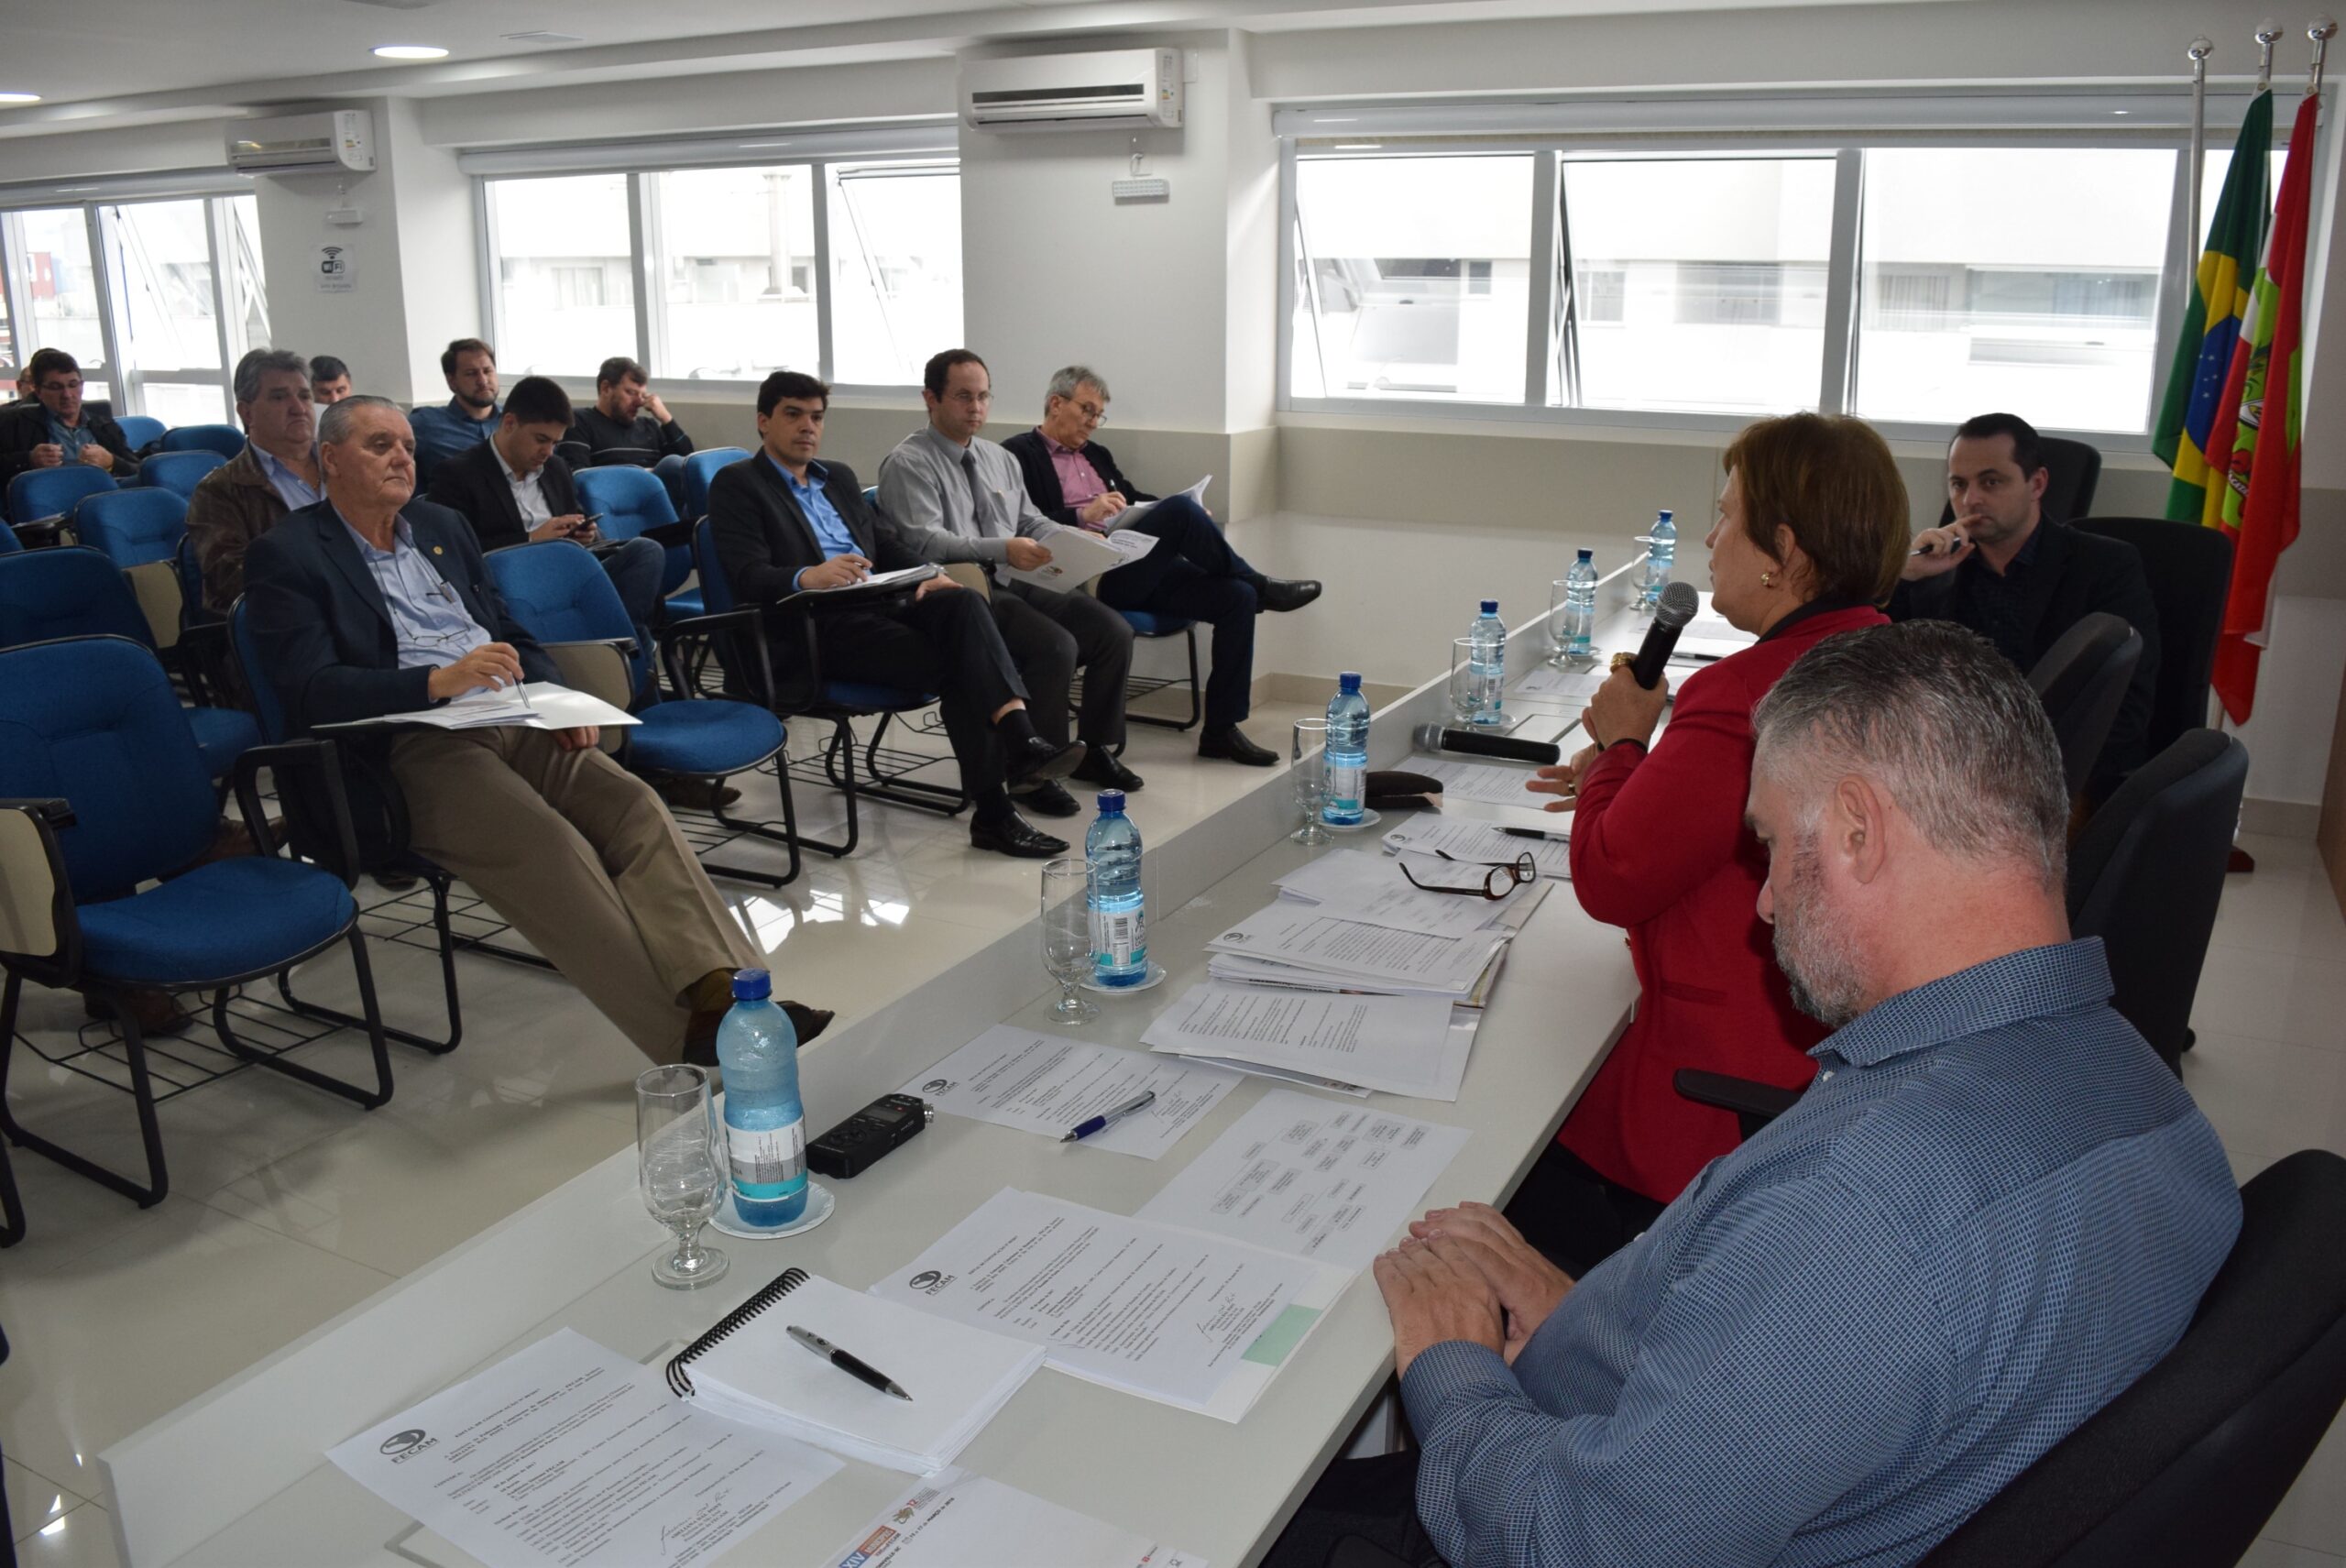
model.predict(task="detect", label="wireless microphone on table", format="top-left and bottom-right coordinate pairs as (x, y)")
top-left (1628, 581), bottom-right (1703, 689)
top-left (1411, 723), bottom-right (1562, 766)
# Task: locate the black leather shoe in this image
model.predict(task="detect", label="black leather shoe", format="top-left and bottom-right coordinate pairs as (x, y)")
top-left (1005, 733), bottom-right (1086, 787)
top-left (1254, 577), bottom-right (1322, 613)
top-left (1012, 779), bottom-right (1081, 817)
top-left (1198, 725), bottom-right (1277, 766)
top-left (1071, 750), bottom-right (1146, 793)
top-left (970, 810), bottom-right (1070, 859)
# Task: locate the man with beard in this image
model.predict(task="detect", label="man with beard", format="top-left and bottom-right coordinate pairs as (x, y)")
top-left (1265, 620), bottom-right (2240, 1568)
top-left (409, 337), bottom-right (502, 486)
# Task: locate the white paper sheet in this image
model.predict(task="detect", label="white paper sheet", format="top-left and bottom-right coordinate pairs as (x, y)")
top-left (1205, 905), bottom-right (1504, 994)
top-left (1136, 1091), bottom-right (1471, 1274)
top-left (1382, 817), bottom-right (1569, 879)
top-left (903, 1026), bottom-right (1239, 1159)
top-left (1141, 984), bottom-right (1469, 1101)
top-left (1274, 849), bottom-right (1523, 938)
top-left (1107, 475), bottom-right (1211, 531)
top-left (824, 1470), bottom-right (1207, 1568)
top-left (327, 1329), bottom-right (842, 1568)
top-left (1411, 755), bottom-right (1553, 807)
top-left (869, 1190), bottom-right (1344, 1420)
top-left (1168, 1054), bottom-right (1374, 1097)
top-left (1510, 664), bottom-right (1607, 700)
top-left (1002, 523), bottom-right (1159, 590)
top-left (316, 681), bottom-right (642, 733)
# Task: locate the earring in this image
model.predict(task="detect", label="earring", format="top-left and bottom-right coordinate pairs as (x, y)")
top-left (1760, 571), bottom-right (1776, 589)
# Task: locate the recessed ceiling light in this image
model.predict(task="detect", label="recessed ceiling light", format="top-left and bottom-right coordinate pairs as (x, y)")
top-left (0, 93), bottom-right (41, 104)
top-left (1333, 143), bottom-right (1382, 151)
top-left (372, 44), bottom-right (448, 60)
top-left (2112, 108), bottom-right (2131, 115)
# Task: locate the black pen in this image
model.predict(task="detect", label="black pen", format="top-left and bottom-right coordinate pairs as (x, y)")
top-left (787, 1325), bottom-right (913, 1400)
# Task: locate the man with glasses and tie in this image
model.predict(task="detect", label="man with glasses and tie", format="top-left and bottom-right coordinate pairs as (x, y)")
top-left (242, 395), bottom-right (824, 1068)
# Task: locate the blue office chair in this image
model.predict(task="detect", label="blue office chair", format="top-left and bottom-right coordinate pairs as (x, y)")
top-left (114, 414), bottom-right (166, 453)
top-left (682, 446), bottom-right (751, 520)
top-left (159, 423), bottom-right (246, 461)
top-left (139, 449), bottom-right (227, 499)
top-left (71, 486), bottom-right (220, 693)
top-left (6, 463), bottom-right (115, 530)
top-left (0, 548), bottom-right (257, 784)
top-left (693, 519), bottom-right (965, 858)
top-left (0, 521), bottom-right (19, 554)
top-left (576, 463), bottom-right (697, 610)
top-left (0, 636), bottom-right (395, 1209)
top-left (485, 540), bottom-right (801, 887)
top-left (71, 485), bottom-right (184, 570)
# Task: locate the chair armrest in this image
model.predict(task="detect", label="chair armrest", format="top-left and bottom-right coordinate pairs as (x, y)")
top-left (1673, 1069), bottom-right (1801, 1138)
top-left (0, 800), bottom-right (80, 979)
top-left (175, 621), bottom-right (234, 706)
top-left (940, 562), bottom-right (992, 598)
top-left (0, 797), bottom-right (76, 830)
top-left (658, 607), bottom-right (784, 710)
top-left (232, 739), bottom-right (364, 889)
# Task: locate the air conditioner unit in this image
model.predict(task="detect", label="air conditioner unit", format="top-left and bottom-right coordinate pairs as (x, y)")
top-left (227, 110), bottom-right (376, 175)
top-left (962, 49), bottom-right (1182, 132)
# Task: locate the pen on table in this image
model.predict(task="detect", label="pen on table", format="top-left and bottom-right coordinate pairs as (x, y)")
top-left (1502, 827), bottom-right (1561, 841)
top-left (1061, 1089), bottom-right (1157, 1143)
top-left (787, 1325), bottom-right (914, 1401)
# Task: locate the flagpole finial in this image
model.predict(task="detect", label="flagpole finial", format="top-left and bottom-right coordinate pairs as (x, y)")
top-left (2255, 23), bottom-right (2282, 90)
top-left (2189, 36), bottom-right (2215, 62)
top-left (2312, 17), bottom-right (2336, 98)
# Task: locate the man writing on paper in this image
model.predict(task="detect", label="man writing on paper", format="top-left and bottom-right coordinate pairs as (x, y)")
top-left (1003, 366), bottom-right (1321, 768)
top-left (1266, 622), bottom-right (2238, 1568)
top-left (244, 396), bottom-right (817, 1066)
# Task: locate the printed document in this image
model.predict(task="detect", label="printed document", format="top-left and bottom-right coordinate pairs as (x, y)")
top-left (1412, 755), bottom-right (1551, 807)
top-left (1275, 849), bottom-right (1524, 939)
top-left (1137, 1091), bottom-right (1470, 1273)
top-left (327, 1329), bottom-right (841, 1568)
top-left (1205, 905), bottom-right (1505, 994)
top-left (903, 1026), bottom-right (1239, 1158)
top-left (316, 682), bottom-right (641, 734)
top-left (1107, 475), bottom-right (1211, 531)
top-left (824, 1469), bottom-right (1206, 1568)
top-left (1003, 523), bottom-right (1158, 590)
top-left (1383, 817), bottom-right (1568, 879)
top-left (1511, 664), bottom-right (1608, 701)
top-left (1142, 983), bottom-right (1471, 1101)
top-left (870, 1189), bottom-right (1344, 1420)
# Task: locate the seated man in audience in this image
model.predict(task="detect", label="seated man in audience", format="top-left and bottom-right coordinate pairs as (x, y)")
top-left (243, 395), bottom-right (825, 1065)
top-left (188, 349), bottom-right (321, 613)
top-left (408, 336), bottom-right (501, 486)
top-left (1268, 620), bottom-right (2240, 1568)
top-left (567, 356), bottom-right (696, 510)
top-left (309, 355), bottom-right (354, 405)
top-left (711, 369), bottom-right (1083, 859)
top-left (1892, 411), bottom-right (2159, 799)
top-left (877, 348), bottom-right (1144, 815)
top-left (1003, 366), bottom-right (1321, 768)
top-left (0, 348), bottom-right (141, 480)
top-left (6, 363), bottom-right (34, 406)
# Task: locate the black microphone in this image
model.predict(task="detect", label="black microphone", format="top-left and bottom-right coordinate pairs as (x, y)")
top-left (1411, 723), bottom-right (1562, 766)
top-left (1628, 581), bottom-right (1703, 689)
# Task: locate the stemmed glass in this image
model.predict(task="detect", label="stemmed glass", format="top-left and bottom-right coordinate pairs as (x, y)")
top-left (636, 1065), bottom-right (730, 1289)
top-left (1040, 858), bottom-right (1099, 1025)
top-left (1290, 718), bottom-right (1332, 846)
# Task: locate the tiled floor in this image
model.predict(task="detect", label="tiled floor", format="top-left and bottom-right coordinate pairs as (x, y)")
top-left (2, 721), bottom-right (2342, 1563)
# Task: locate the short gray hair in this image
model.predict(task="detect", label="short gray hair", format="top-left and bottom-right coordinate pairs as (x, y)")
top-left (1046, 365), bottom-right (1107, 404)
top-left (1752, 620), bottom-right (2068, 893)
top-left (317, 393), bottom-right (403, 448)
top-left (234, 347), bottom-right (310, 406)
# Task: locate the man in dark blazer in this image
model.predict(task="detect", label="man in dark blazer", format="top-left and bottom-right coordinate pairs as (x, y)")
top-left (244, 394), bottom-right (786, 1066)
top-left (708, 369), bottom-right (1082, 859)
top-left (1001, 365), bottom-right (1321, 767)
top-left (0, 347), bottom-right (141, 481)
top-left (1892, 411), bottom-right (2159, 801)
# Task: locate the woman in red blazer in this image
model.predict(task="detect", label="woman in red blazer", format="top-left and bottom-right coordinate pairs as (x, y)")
top-left (1508, 413), bottom-right (1913, 1277)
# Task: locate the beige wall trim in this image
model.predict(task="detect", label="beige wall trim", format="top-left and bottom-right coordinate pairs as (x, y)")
top-left (2242, 797), bottom-right (2323, 840)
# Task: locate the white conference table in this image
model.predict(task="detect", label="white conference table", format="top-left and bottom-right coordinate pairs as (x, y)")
top-left (102, 580), bottom-right (1661, 1568)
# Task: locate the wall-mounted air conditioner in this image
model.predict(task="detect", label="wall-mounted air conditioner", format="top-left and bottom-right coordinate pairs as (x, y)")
top-left (961, 49), bottom-right (1182, 132)
top-left (227, 110), bottom-right (375, 175)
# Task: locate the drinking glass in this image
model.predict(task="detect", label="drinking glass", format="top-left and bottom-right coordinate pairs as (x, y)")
top-left (1449, 637), bottom-right (1483, 723)
top-left (637, 1065), bottom-right (730, 1289)
top-left (1548, 578), bottom-right (1576, 664)
top-left (1290, 718), bottom-right (1332, 845)
top-left (1040, 858), bottom-right (1099, 1024)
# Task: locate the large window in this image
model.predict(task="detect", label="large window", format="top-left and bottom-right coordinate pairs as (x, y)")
top-left (486, 174), bottom-right (633, 377)
top-left (648, 166), bottom-right (819, 381)
top-left (828, 161), bottom-right (963, 387)
top-left (5, 208), bottom-right (109, 396)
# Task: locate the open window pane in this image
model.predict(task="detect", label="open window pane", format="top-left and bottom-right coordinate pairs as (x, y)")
top-left (13, 207), bottom-right (106, 371)
top-left (828, 161), bottom-right (962, 386)
top-left (486, 174), bottom-right (634, 376)
top-left (1291, 153), bottom-right (1532, 402)
top-left (647, 166), bottom-right (818, 382)
top-left (105, 200), bottom-right (222, 374)
top-left (1560, 157), bottom-right (1834, 414)
top-left (223, 193), bottom-right (269, 356)
top-left (1854, 148), bottom-right (2174, 433)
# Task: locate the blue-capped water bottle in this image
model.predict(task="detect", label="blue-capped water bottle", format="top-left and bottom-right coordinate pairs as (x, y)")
top-left (1562, 550), bottom-right (1598, 668)
top-left (1086, 790), bottom-right (1148, 988)
top-left (714, 969), bottom-right (806, 1228)
top-left (1468, 599), bottom-right (1506, 728)
top-left (1639, 509), bottom-right (1676, 609)
top-left (1323, 672), bottom-right (1370, 827)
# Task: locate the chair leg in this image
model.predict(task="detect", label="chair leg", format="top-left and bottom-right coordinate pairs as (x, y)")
top-left (0, 974), bottom-right (170, 1209)
top-left (0, 1132), bottom-right (22, 1246)
top-left (279, 874), bottom-right (463, 1054)
top-left (851, 710), bottom-right (970, 817)
top-left (787, 718), bottom-right (866, 860)
top-left (1124, 627), bottom-right (1205, 734)
top-left (701, 761), bottom-right (805, 888)
top-left (214, 929), bottom-right (394, 1110)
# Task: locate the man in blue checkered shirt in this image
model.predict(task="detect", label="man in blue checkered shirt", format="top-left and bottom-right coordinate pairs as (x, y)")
top-left (1271, 621), bottom-right (2241, 1568)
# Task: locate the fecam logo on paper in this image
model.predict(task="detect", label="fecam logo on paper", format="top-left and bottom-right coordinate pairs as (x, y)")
top-left (378, 1428), bottom-right (439, 1463)
top-left (907, 1269), bottom-right (954, 1295)
top-left (923, 1079), bottom-right (954, 1095)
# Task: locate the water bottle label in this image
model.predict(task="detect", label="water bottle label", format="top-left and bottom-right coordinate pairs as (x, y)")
top-left (1090, 906), bottom-right (1146, 969)
top-left (728, 1120), bottom-right (806, 1199)
top-left (1325, 757), bottom-right (1365, 818)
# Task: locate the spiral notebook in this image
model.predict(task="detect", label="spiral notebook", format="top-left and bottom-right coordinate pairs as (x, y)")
top-left (664, 1267), bottom-right (1044, 1475)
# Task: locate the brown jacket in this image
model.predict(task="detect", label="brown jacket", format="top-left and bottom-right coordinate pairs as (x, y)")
top-left (187, 443), bottom-right (295, 612)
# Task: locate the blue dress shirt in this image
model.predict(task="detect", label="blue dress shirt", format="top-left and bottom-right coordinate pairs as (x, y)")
top-left (768, 454), bottom-right (859, 589)
top-left (252, 444), bottom-right (323, 511)
top-left (1402, 939), bottom-right (2240, 1568)
top-left (338, 510), bottom-right (493, 681)
top-left (409, 397), bottom-right (499, 483)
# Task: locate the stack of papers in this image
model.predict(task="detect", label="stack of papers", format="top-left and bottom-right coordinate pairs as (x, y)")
top-left (1003, 523), bottom-right (1158, 590)
top-left (682, 1274), bottom-right (1044, 1475)
top-left (1143, 983), bottom-right (1476, 1101)
top-left (316, 681), bottom-right (641, 733)
top-left (900, 1025), bottom-right (1238, 1159)
top-left (825, 1471), bottom-right (1206, 1568)
top-left (1383, 817), bottom-right (1569, 879)
top-left (1204, 901), bottom-right (1520, 1001)
top-left (1106, 475), bottom-right (1211, 531)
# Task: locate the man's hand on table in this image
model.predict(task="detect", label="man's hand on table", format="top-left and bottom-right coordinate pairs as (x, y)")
top-left (1376, 1236), bottom-right (1507, 1376)
top-left (1408, 1201), bottom-right (1574, 1365)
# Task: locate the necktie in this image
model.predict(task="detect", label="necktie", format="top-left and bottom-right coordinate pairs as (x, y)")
top-left (960, 448), bottom-right (1000, 540)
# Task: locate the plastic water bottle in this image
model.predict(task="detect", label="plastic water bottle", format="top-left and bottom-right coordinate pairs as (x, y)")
top-left (1323, 672), bottom-right (1370, 827)
top-left (714, 968), bottom-right (806, 1228)
top-left (1468, 599), bottom-right (1507, 728)
top-left (1562, 550), bottom-right (1598, 668)
top-left (1085, 790), bottom-right (1148, 988)
top-left (1639, 509), bottom-right (1676, 609)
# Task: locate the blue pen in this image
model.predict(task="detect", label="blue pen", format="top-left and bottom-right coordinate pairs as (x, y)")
top-left (1061, 1090), bottom-right (1157, 1144)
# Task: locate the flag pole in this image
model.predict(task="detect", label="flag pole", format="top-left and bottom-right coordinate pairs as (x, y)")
top-left (2187, 36), bottom-right (2213, 264)
top-left (2256, 23), bottom-right (2282, 92)
top-left (2312, 18), bottom-right (2337, 97)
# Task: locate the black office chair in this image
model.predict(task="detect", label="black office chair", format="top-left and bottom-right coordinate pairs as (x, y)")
top-left (2028, 612), bottom-right (2141, 803)
top-left (2066, 729), bottom-right (2246, 1075)
top-left (1938, 436), bottom-right (2104, 527)
top-left (2073, 519), bottom-right (2234, 761)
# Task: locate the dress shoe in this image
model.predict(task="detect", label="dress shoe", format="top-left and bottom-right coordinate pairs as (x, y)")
top-left (1004, 733), bottom-right (1086, 788)
top-left (1198, 725), bottom-right (1278, 766)
top-left (656, 775), bottom-right (744, 813)
top-left (82, 986), bottom-right (194, 1037)
top-left (1251, 576), bottom-right (1322, 614)
top-left (1071, 750), bottom-right (1146, 793)
top-left (970, 810), bottom-right (1070, 859)
top-left (1012, 779), bottom-right (1081, 817)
